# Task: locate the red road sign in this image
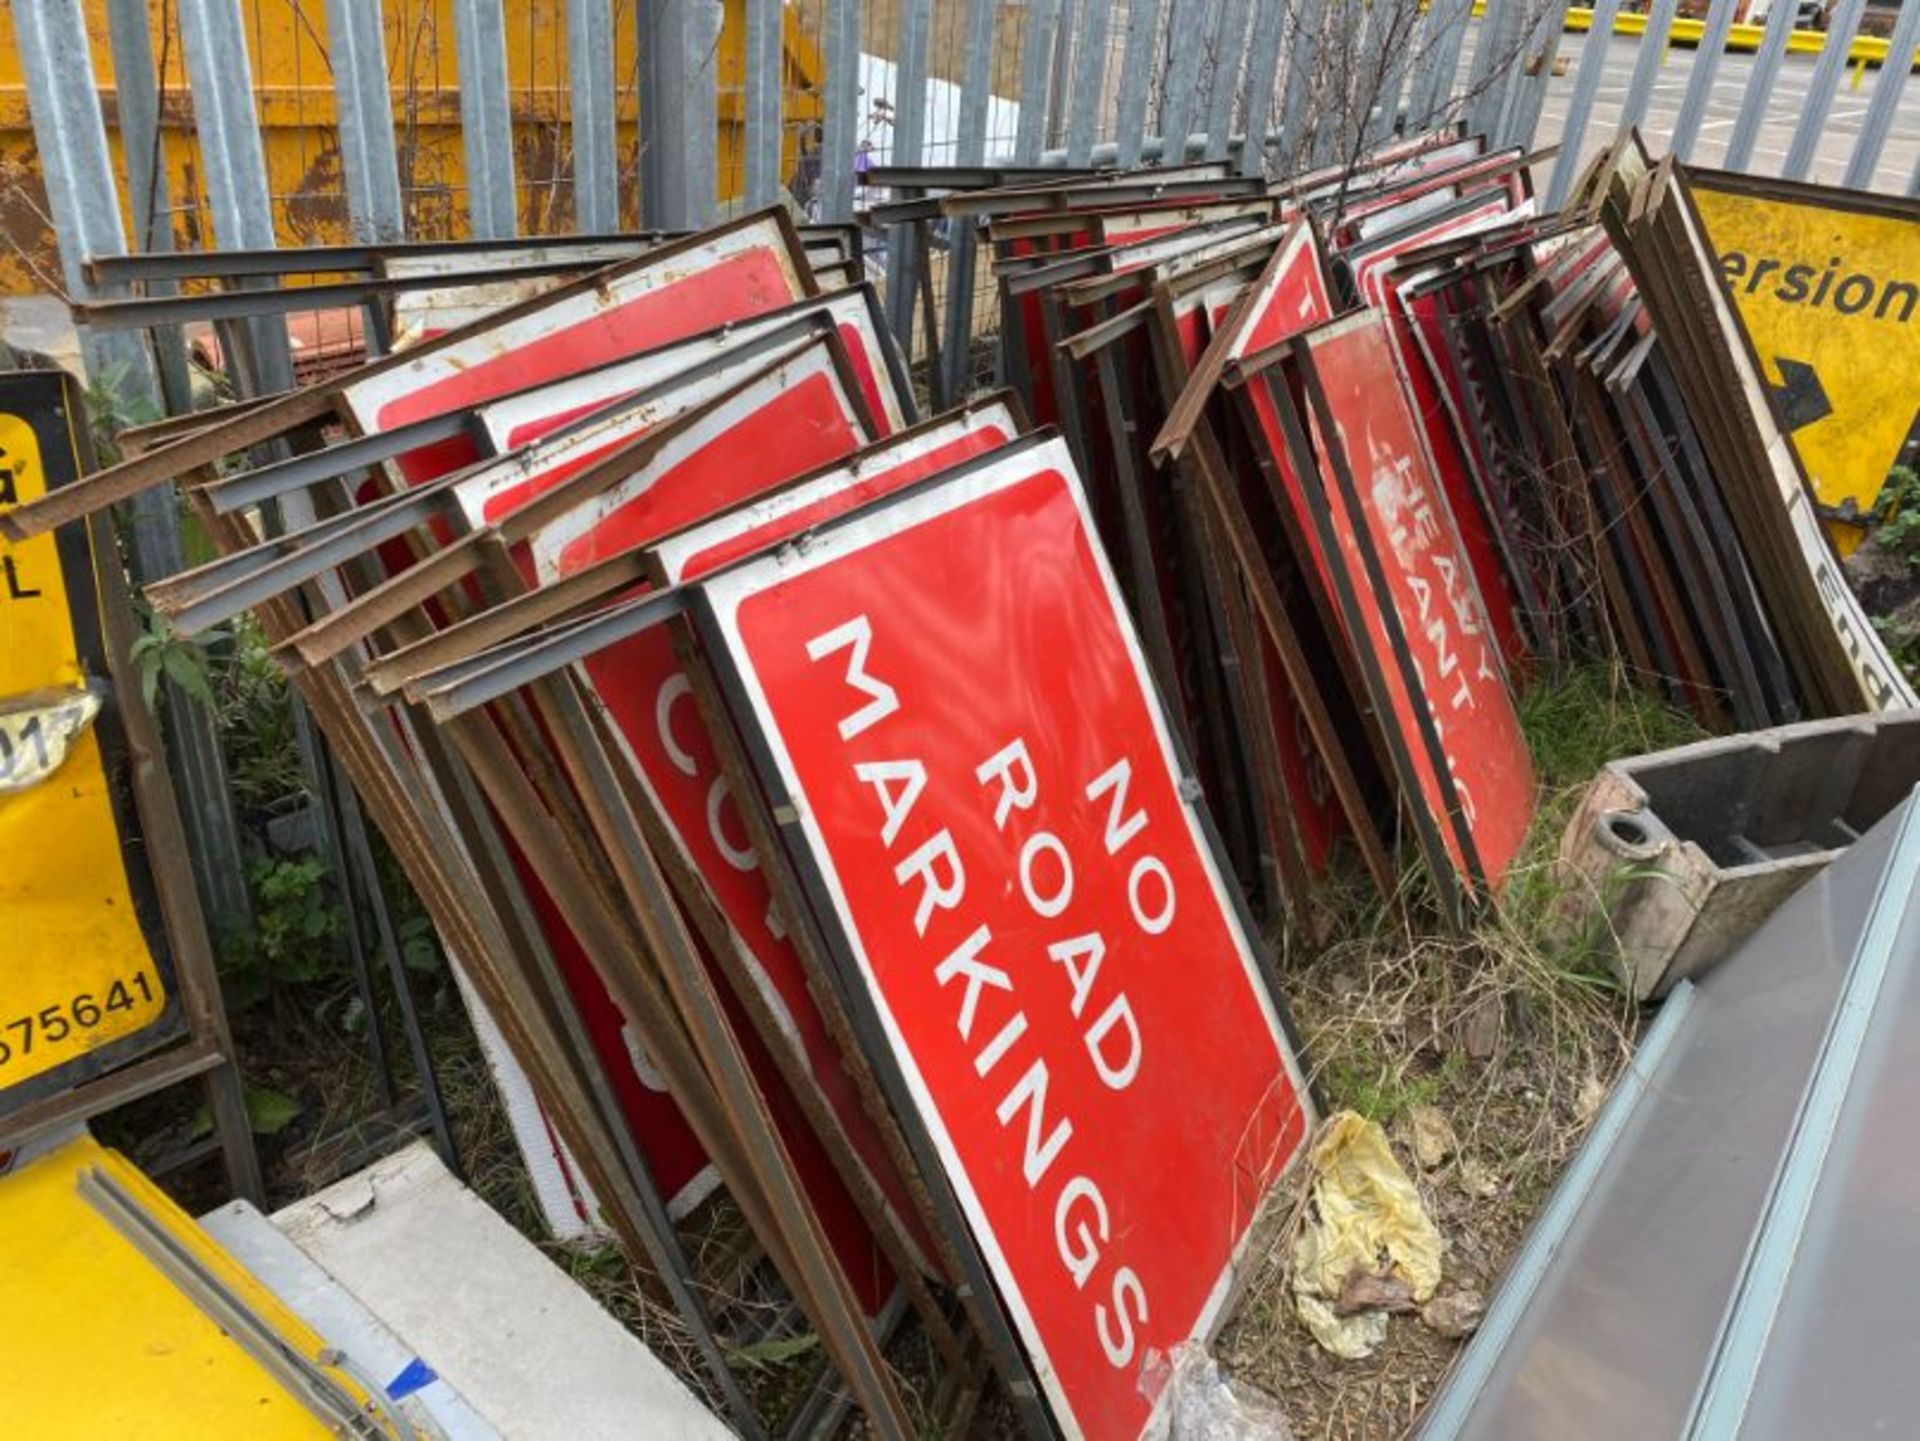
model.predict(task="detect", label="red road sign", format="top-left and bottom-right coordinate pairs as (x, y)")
top-left (1207, 222), bottom-right (1336, 366)
top-left (542, 406), bottom-right (1025, 1285)
top-left (1330, 150), bottom-right (1530, 245)
top-left (1293, 312), bottom-right (1535, 899)
top-left (474, 287), bottom-right (910, 462)
top-left (457, 327), bottom-right (833, 530)
top-left (342, 214), bottom-right (814, 483)
top-left (650, 400), bottom-right (1023, 585)
top-left (1347, 194), bottom-right (1531, 664)
top-left (1221, 245), bottom-right (1336, 543)
top-left (696, 438), bottom-right (1313, 1439)
top-left (1288, 134), bottom-right (1484, 211)
top-left (526, 339), bottom-right (875, 581)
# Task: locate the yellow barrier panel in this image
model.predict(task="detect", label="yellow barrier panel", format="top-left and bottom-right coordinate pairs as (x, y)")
top-left (0, 0), bottom-right (825, 295)
top-left (0, 374), bottom-right (179, 1105)
top-left (1484, 1), bottom-right (1916, 68)
top-left (0, 1135), bottom-right (360, 1439)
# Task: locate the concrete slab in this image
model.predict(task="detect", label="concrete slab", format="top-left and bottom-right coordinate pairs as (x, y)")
top-left (261, 1141), bottom-right (732, 1441)
top-left (1558, 709), bottom-right (1920, 996)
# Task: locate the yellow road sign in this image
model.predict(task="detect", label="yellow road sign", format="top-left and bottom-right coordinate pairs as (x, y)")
top-left (1692, 171), bottom-right (1920, 554)
top-left (0, 374), bottom-right (178, 1106)
top-left (0, 1134), bottom-right (355, 1439)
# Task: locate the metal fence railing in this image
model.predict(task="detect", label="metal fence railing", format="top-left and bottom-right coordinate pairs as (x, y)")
top-left (10, 2), bottom-right (1917, 372)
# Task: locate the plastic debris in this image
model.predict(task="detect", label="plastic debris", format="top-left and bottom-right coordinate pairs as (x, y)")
top-left (1292, 1111), bottom-right (1444, 1359)
top-left (1143, 1343), bottom-right (1296, 1441)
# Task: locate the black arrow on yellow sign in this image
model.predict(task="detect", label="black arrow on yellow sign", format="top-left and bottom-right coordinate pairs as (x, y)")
top-left (1768, 356), bottom-right (1832, 433)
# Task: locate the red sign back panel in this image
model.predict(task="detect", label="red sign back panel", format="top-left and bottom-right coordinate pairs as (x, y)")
top-left (699, 440), bottom-right (1312, 1440)
top-left (653, 402), bottom-right (1022, 585)
top-left (1211, 224), bottom-right (1336, 365)
top-left (474, 288), bottom-right (908, 457)
top-left (1297, 313), bottom-right (1535, 891)
top-left (527, 343), bottom-right (872, 581)
top-left (454, 333), bottom-right (826, 531)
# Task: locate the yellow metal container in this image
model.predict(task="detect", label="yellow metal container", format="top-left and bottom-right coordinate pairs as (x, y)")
top-left (0, 0), bottom-right (824, 294)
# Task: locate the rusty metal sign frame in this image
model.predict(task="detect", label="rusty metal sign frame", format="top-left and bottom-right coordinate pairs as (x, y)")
top-left (0, 209), bottom-right (818, 547)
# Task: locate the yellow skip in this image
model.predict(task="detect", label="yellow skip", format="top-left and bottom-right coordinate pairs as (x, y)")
top-left (1468, 0), bottom-right (1917, 68)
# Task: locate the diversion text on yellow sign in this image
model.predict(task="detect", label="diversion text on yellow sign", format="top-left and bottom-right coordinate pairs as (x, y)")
top-left (1698, 186), bottom-right (1919, 549)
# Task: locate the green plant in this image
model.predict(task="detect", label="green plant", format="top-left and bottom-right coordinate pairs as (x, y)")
top-left (82, 361), bottom-right (160, 466)
top-left (396, 912), bottom-right (446, 978)
top-left (215, 612), bottom-right (309, 812)
top-left (188, 1081), bottom-right (304, 1143)
top-left (1872, 613), bottom-right (1920, 690)
top-left (221, 854), bottom-right (341, 1010)
top-left (243, 1083), bottom-right (303, 1136)
top-left (1514, 662), bottom-right (1706, 795)
top-left (726, 1334), bottom-right (821, 1371)
top-left (1323, 1047), bottom-right (1464, 1125)
top-left (1873, 465), bottom-right (1920, 559)
top-left (128, 605), bottom-right (219, 711)
top-left (326, 911), bottom-right (451, 1031)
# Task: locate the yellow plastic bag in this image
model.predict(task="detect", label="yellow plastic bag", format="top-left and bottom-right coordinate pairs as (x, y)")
top-left (1291, 1111), bottom-right (1443, 1359)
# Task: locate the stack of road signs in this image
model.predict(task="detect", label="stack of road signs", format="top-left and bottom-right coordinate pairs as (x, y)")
top-left (1413, 137), bottom-right (1918, 729)
top-left (915, 136), bottom-right (1544, 929)
top-left (1600, 146), bottom-right (1915, 717)
top-left (10, 132), bottom-right (1910, 1438)
top-left (884, 132), bottom-right (1912, 932)
top-left (3, 205), bottom-right (1318, 1439)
